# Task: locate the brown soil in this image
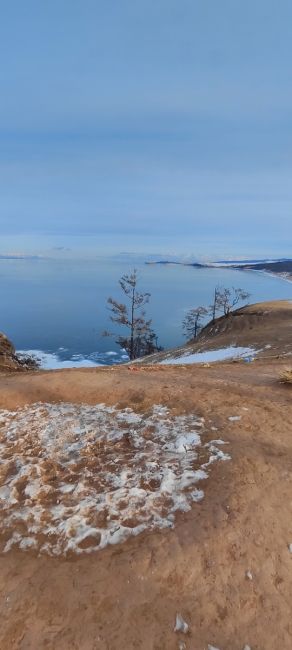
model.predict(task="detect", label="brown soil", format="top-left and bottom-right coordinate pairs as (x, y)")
top-left (0, 354), bottom-right (292, 649)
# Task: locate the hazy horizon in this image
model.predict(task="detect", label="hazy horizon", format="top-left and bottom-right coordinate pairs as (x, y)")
top-left (0, 245), bottom-right (291, 263)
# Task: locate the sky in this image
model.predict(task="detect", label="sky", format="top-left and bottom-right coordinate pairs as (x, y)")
top-left (0, 0), bottom-right (292, 260)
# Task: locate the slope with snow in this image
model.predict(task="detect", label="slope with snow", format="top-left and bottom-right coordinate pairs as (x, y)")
top-left (160, 346), bottom-right (256, 365)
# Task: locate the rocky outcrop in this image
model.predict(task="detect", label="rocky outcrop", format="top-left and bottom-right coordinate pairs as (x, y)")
top-left (0, 332), bottom-right (35, 372)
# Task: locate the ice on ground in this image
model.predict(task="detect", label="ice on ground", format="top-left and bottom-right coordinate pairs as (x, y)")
top-left (288, 543), bottom-right (292, 553)
top-left (178, 642), bottom-right (186, 650)
top-left (160, 346), bottom-right (257, 365)
top-left (0, 403), bottom-right (229, 556)
top-left (228, 415), bottom-right (241, 422)
top-left (174, 614), bottom-right (189, 634)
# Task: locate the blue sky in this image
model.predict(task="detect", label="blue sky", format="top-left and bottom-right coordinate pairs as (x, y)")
top-left (0, 0), bottom-right (292, 259)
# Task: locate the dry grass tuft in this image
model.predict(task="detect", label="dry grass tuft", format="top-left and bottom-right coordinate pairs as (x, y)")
top-left (280, 369), bottom-right (292, 384)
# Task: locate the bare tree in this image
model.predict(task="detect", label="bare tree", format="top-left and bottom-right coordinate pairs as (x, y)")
top-left (182, 306), bottom-right (208, 340)
top-left (215, 287), bottom-right (251, 317)
top-left (104, 269), bottom-right (162, 360)
top-left (209, 286), bottom-right (221, 322)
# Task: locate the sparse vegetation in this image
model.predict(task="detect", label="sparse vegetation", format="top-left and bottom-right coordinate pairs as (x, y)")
top-left (183, 286), bottom-right (251, 339)
top-left (104, 269), bottom-right (162, 360)
top-left (210, 286), bottom-right (221, 322)
top-left (182, 306), bottom-right (209, 340)
top-left (213, 286), bottom-right (251, 317)
top-left (16, 353), bottom-right (41, 369)
top-left (280, 369), bottom-right (292, 384)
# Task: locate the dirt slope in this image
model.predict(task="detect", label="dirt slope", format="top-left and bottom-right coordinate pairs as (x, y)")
top-left (0, 353), bottom-right (292, 649)
top-left (142, 299), bottom-right (292, 364)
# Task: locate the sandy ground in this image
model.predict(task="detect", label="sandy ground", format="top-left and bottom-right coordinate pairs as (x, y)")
top-left (0, 358), bottom-right (291, 649)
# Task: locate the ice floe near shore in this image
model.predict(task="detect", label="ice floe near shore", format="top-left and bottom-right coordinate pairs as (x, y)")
top-left (16, 348), bottom-right (129, 369)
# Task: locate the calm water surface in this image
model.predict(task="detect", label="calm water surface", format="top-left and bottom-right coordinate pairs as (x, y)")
top-left (0, 257), bottom-right (291, 366)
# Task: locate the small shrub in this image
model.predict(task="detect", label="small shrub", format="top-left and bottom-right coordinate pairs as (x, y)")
top-left (16, 353), bottom-right (41, 370)
top-left (280, 369), bottom-right (292, 384)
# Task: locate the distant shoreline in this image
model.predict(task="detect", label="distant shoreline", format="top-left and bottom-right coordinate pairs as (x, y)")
top-left (145, 259), bottom-right (292, 282)
top-left (0, 255), bottom-right (43, 260)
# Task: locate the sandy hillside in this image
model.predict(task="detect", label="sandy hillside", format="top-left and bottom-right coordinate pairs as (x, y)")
top-left (141, 299), bottom-right (292, 364)
top-left (0, 301), bottom-right (292, 649)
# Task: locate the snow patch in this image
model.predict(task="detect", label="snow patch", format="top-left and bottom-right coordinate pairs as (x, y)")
top-left (0, 403), bottom-right (230, 556)
top-left (160, 346), bottom-right (257, 365)
top-left (174, 614), bottom-right (189, 634)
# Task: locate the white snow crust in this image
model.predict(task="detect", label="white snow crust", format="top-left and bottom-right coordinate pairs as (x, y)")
top-left (0, 403), bottom-right (230, 556)
top-left (160, 346), bottom-right (257, 365)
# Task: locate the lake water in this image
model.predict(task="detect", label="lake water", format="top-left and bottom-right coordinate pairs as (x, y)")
top-left (0, 256), bottom-right (291, 367)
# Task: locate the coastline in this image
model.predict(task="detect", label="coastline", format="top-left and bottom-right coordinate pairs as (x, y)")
top-left (145, 259), bottom-right (292, 284)
top-left (257, 269), bottom-right (292, 284)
